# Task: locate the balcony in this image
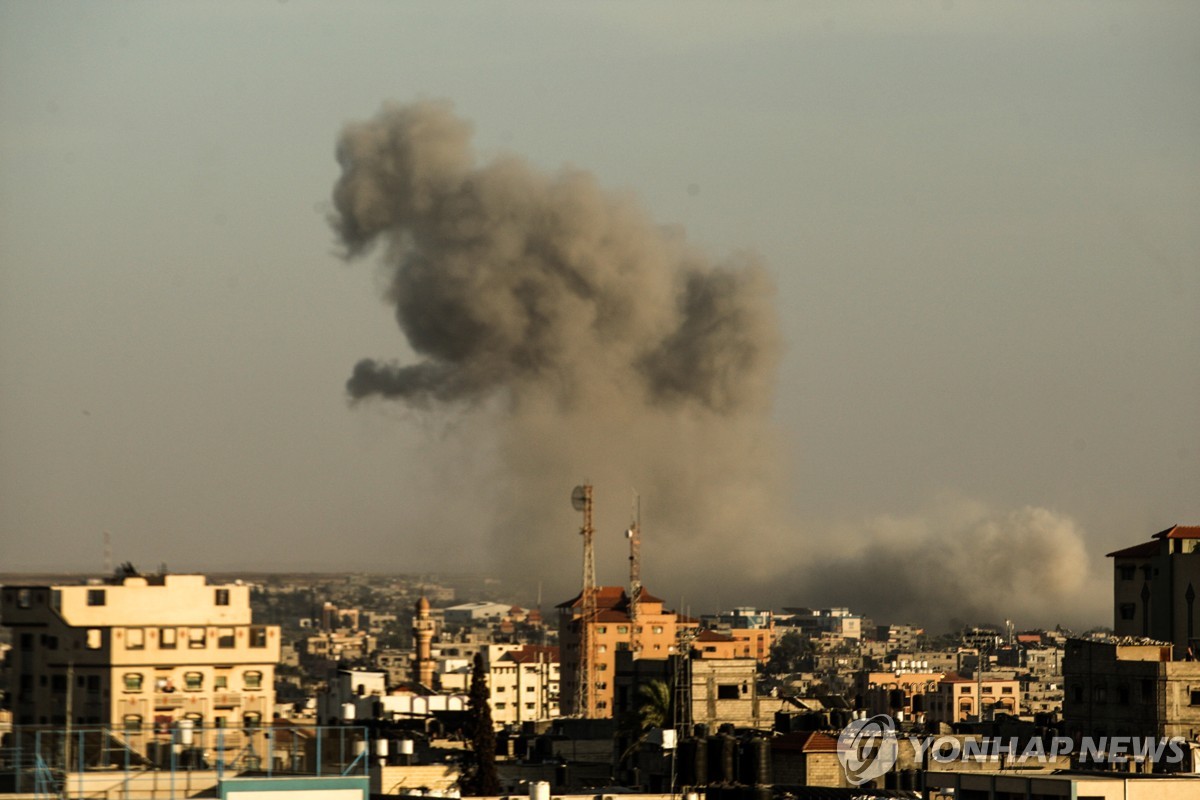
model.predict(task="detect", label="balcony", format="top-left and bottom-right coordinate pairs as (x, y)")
top-left (213, 693), bottom-right (242, 708)
top-left (155, 694), bottom-right (185, 709)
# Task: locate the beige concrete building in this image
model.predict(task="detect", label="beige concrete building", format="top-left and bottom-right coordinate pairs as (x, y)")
top-left (1063, 637), bottom-right (1200, 744)
top-left (487, 644), bottom-right (560, 727)
top-left (1108, 524), bottom-right (1200, 657)
top-left (2, 574), bottom-right (280, 730)
top-left (686, 657), bottom-right (767, 728)
top-left (925, 674), bottom-right (1021, 724)
top-left (856, 669), bottom-right (946, 722)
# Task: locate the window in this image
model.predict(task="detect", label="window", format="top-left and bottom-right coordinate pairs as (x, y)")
top-left (617, 626), bottom-right (629, 634)
top-left (124, 673), bottom-right (144, 692)
top-left (51, 674), bottom-right (67, 692)
top-left (244, 670), bottom-right (263, 690)
top-left (214, 716), bottom-right (227, 729)
top-left (1001, 686), bottom-right (1013, 694)
top-left (249, 626), bottom-right (268, 648)
top-left (87, 589), bottom-right (106, 606)
top-left (86, 629), bottom-right (102, 649)
top-left (243, 712), bottom-right (262, 728)
top-left (526, 685), bottom-right (534, 692)
top-left (160, 628), bottom-right (177, 649)
top-left (495, 702), bottom-right (507, 710)
top-left (188, 628), bottom-right (206, 649)
top-left (982, 686), bottom-right (993, 694)
top-left (184, 672), bottom-right (203, 691)
top-left (17, 589), bottom-right (32, 608)
top-left (215, 675), bottom-right (228, 690)
top-left (1119, 565), bottom-right (1136, 580)
top-left (960, 686), bottom-right (970, 694)
top-left (1119, 603), bottom-right (1136, 621)
top-left (1118, 685), bottom-right (1130, 704)
top-left (653, 626), bottom-right (663, 634)
top-left (123, 714), bottom-right (142, 733)
top-left (1094, 686), bottom-right (1107, 704)
top-left (1190, 690), bottom-right (1200, 706)
top-left (19, 633), bottom-right (33, 651)
top-left (215, 588), bottom-right (230, 605)
top-left (126, 628), bottom-right (145, 650)
top-left (86, 675), bottom-right (100, 693)
top-left (596, 626), bottom-right (606, 634)
top-left (717, 684), bottom-right (740, 700)
top-left (217, 628), bottom-right (235, 648)
top-left (525, 703), bottom-right (535, 710)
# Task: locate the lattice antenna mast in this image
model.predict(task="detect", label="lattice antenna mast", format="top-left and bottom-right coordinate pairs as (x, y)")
top-left (625, 492), bottom-right (642, 658)
top-left (572, 484), bottom-right (597, 717)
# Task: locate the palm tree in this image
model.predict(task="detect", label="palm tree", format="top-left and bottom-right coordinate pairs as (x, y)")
top-left (619, 679), bottom-right (672, 762)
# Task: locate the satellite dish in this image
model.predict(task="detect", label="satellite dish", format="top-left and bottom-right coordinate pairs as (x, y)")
top-left (571, 485), bottom-right (588, 512)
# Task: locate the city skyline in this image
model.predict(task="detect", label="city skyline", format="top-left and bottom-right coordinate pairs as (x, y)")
top-left (2, 3), bottom-right (1198, 631)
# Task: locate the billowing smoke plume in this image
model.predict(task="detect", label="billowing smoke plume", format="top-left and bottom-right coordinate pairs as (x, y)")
top-left (330, 100), bottom-right (1098, 630)
top-left (332, 100), bottom-right (775, 415)
top-left (785, 499), bottom-right (1103, 630)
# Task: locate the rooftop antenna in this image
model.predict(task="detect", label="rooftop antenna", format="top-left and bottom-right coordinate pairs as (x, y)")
top-left (571, 483), bottom-right (597, 717)
top-left (626, 491), bottom-right (642, 658)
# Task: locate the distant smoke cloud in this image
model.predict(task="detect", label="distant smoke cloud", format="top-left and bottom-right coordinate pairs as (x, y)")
top-left (329, 100), bottom-right (1097, 630)
top-left (790, 499), bottom-right (1101, 630)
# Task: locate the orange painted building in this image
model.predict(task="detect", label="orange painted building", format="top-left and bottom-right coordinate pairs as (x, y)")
top-left (557, 586), bottom-right (697, 717)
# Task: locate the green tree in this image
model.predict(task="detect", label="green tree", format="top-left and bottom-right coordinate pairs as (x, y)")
top-left (462, 653), bottom-right (501, 796)
top-left (764, 631), bottom-right (813, 676)
top-left (619, 679), bottom-right (672, 762)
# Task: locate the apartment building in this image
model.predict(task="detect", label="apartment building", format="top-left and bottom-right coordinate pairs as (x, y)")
top-left (488, 644), bottom-right (560, 727)
top-left (1, 574), bottom-right (280, 730)
top-left (855, 668), bottom-right (946, 722)
top-left (1063, 637), bottom-right (1200, 744)
top-left (1108, 524), bottom-right (1200, 657)
top-left (558, 586), bottom-right (695, 717)
top-left (925, 674), bottom-right (1021, 724)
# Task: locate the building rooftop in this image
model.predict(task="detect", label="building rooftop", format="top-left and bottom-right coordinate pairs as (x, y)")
top-left (556, 586), bottom-right (665, 611)
top-left (500, 644), bottom-right (560, 664)
top-left (1107, 524), bottom-right (1200, 558)
top-left (771, 730), bottom-right (839, 754)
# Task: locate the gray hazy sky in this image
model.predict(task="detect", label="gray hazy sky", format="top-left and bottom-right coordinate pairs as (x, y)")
top-left (1, 2), bottom-right (1197, 627)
